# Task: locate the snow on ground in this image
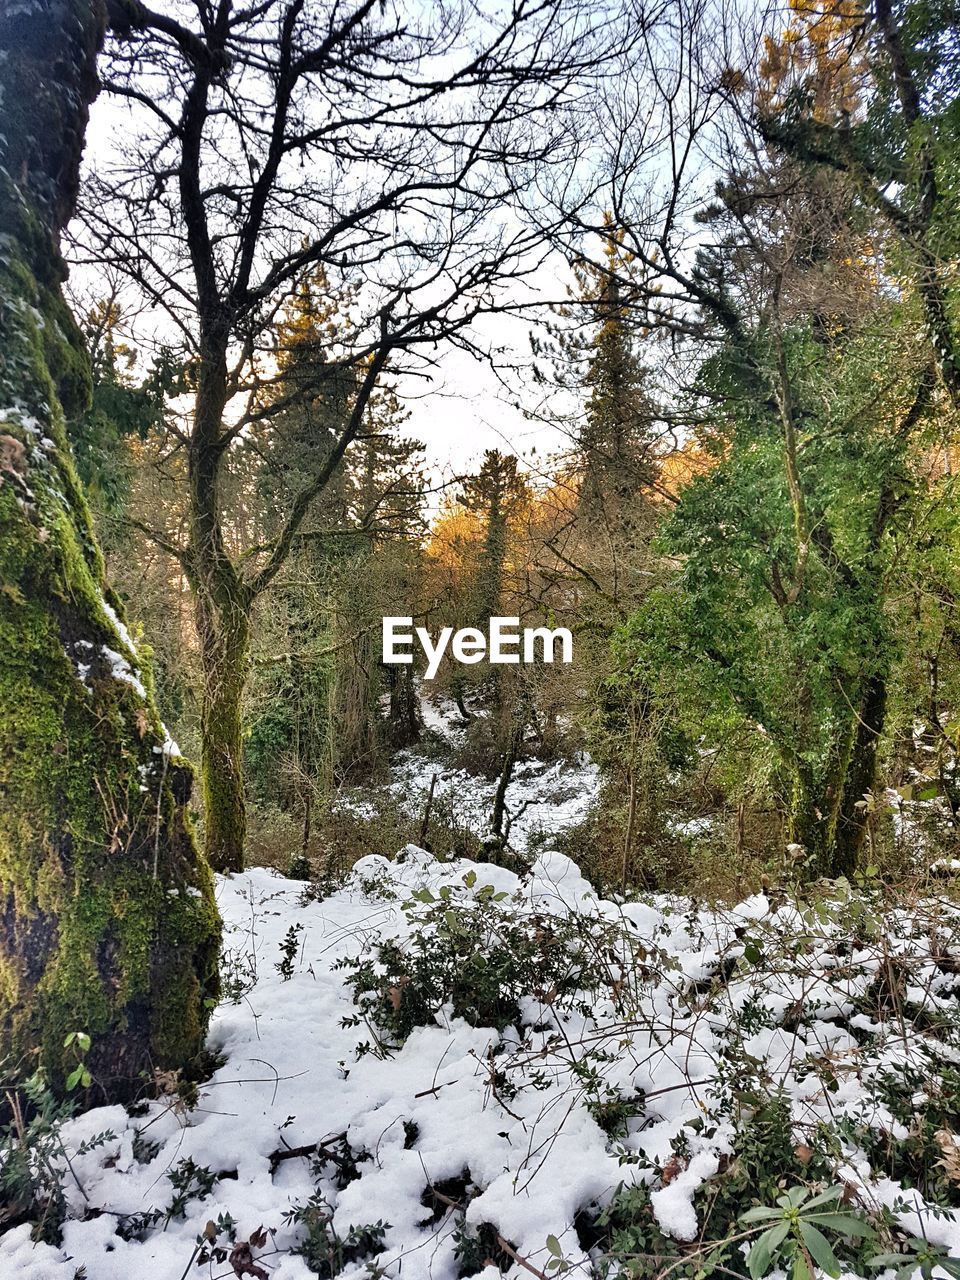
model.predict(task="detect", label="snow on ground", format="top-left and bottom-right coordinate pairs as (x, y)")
top-left (387, 751), bottom-right (600, 851)
top-left (4, 851), bottom-right (960, 1279)
top-left (381, 693), bottom-right (601, 851)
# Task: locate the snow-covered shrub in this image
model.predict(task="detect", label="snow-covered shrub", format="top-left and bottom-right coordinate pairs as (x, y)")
top-left (283, 1194), bottom-right (389, 1277)
top-left (336, 876), bottom-right (617, 1047)
top-left (7, 855), bottom-right (960, 1279)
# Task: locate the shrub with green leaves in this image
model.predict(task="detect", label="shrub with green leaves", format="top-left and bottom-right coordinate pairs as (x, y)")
top-left (741, 1186), bottom-right (875, 1280)
top-left (336, 874), bottom-right (613, 1046)
top-left (0, 1063), bottom-right (113, 1244)
top-left (868, 1236), bottom-right (960, 1280)
top-left (283, 1193), bottom-right (388, 1277)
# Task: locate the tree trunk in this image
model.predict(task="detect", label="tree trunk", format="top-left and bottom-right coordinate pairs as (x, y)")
top-left (622, 768), bottom-right (637, 892)
top-left (388, 664), bottom-right (421, 747)
top-left (453, 678), bottom-right (474, 723)
top-left (490, 748), bottom-right (515, 845)
top-left (787, 667), bottom-right (889, 882)
top-left (197, 587), bottom-right (251, 874)
top-left (188, 312), bottom-right (251, 873)
top-left (787, 758), bottom-right (844, 877)
top-left (834, 672), bottom-right (887, 877)
top-left (490, 693), bottom-right (528, 848)
top-left (0, 0), bottom-right (220, 1099)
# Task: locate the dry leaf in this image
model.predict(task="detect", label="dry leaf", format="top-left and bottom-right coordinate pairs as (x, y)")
top-left (229, 1240), bottom-right (269, 1280)
top-left (661, 1154), bottom-right (685, 1185)
top-left (388, 976), bottom-right (409, 1011)
top-left (935, 1129), bottom-right (960, 1183)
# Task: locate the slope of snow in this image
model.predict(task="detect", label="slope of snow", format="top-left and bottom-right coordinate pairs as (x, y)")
top-left (2, 853), bottom-right (960, 1279)
top-left (381, 693), bottom-right (601, 852)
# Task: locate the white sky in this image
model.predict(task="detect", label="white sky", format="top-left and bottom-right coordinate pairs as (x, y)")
top-left (75, 100), bottom-right (582, 499)
top-left (389, 284), bottom-right (579, 489)
top-left (72, 0), bottom-right (740, 496)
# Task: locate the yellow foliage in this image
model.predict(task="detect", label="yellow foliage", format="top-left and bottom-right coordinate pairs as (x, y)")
top-left (758, 0), bottom-right (868, 124)
top-left (657, 443), bottom-right (714, 499)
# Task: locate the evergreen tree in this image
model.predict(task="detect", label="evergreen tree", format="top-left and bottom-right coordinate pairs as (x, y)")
top-left (576, 224), bottom-right (659, 528)
top-left (458, 450), bottom-right (528, 626)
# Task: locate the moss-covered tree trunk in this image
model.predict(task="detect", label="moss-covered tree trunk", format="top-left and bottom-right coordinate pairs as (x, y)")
top-left (196, 583), bottom-right (250, 875)
top-left (788, 745), bottom-right (850, 880)
top-left (186, 307), bottom-right (253, 875)
top-left (834, 672), bottom-right (887, 876)
top-left (0, 0), bottom-right (220, 1099)
top-left (787, 678), bottom-right (887, 881)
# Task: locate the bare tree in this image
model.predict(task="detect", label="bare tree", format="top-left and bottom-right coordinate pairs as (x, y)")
top-left (74, 0), bottom-right (636, 871)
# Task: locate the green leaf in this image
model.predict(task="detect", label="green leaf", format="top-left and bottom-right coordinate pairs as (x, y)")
top-left (792, 1252), bottom-right (813, 1280)
top-left (802, 1186), bottom-right (846, 1211)
top-left (806, 1212), bottom-right (874, 1239)
top-left (546, 1235), bottom-right (562, 1257)
top-left (747, 1234), bottom-right (772, 1279)
top-left (65, 1065), bottom-right (83, 1091)
top-left (76, 1031), bottom-right (91, 1052)
top-left (748, 1224), bottom-right (785, 1279)
top-left (463, 871), bottom-right (477, 888)
top-left (798, 1222), bottom-right (841, 1278)
top-left (741, 1207), bottom-right (782, 1224)
top-left (747, 1223), bottom-right (778, 1274)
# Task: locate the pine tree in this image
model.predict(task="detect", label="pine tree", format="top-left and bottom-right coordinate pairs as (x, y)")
top-left (576, 224), bottom-right (659, 527)
top-left (458, 450), bottom-right (528, 625)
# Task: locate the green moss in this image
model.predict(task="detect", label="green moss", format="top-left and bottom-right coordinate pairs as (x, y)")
top-left (0, 2), bottom-right (221, 1099)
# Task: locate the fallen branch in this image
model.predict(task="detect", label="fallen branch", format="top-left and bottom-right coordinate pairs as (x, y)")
top-left (422, 1181), bottom-right (550, 1280)
top-left (268, 1130), bottom-right (349, 1176)
top-left (495, 1233), bottom-right (551, 1280)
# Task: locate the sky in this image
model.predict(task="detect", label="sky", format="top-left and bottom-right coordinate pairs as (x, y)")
top-left (70, 0), bottom-right (735, 498)
top-left (388, 285), bottom-right (580, 488)
top-left (75, 111), bottom-right (582, 501)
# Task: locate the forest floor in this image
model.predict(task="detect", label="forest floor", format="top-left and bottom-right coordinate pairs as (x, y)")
top-left (4, 705), bottom-right (960, 1280)
top-left (330, 693), bottom-right (602, 857)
